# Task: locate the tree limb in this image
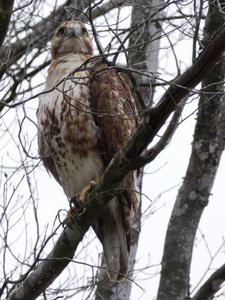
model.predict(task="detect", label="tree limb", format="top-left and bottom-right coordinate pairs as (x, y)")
top-left (137, 96), bottom-right (187, 168)
top-left (0, 0), bottom-right (14, 49)
top-left (192, 263), bottom-right (225, 300)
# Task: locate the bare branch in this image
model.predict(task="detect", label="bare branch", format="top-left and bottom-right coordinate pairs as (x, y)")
top-left (136, 96), bottom-right (187, 168)
top-left (192, 263), bottom-right (225, 300)
top-left (0, 0), bottom-right (15, 48)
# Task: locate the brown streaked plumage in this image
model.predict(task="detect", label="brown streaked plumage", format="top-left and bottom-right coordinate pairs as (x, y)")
top-left (37, 20), bottom-right (139, 282)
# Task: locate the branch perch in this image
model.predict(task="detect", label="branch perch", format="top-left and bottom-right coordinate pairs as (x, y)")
top-left (192, 263), bottom-right (225, 300)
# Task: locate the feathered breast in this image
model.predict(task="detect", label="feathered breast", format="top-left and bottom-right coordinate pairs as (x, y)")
top-left (37, 54), bottom-right (104, 198)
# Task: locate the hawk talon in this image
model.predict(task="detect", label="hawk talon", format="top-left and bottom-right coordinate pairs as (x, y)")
top-left (70, 195), bottom-right (82, 209)
top-left (64, 181), bottom-right (95, 228)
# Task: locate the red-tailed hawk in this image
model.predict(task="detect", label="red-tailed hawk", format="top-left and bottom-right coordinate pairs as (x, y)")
top-left (37, 20), bottom-right (139, 282)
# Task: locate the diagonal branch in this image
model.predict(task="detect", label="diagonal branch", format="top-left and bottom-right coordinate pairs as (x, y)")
top-left (7, 22), bottom-right (225, 300)
top-left (136, 96), bottom-right (187, 168)
top-left (192, 263), bottom-right (225, 300)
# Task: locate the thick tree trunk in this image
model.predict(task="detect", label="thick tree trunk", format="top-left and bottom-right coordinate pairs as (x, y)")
top-left (156, 1), bottom-right (225, 299)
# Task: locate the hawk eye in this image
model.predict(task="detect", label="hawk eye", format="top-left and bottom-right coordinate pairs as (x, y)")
top-left (82, 27), bottom-right (88, 36)
top-left (57, 27), bottom-right (66, 37)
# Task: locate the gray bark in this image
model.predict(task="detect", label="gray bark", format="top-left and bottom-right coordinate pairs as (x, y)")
top-left (0, 0), bottom-right (14, 49)
top-left (192, 263), bottom-right (225, 300)
top-left (156, 1), bottom-right (225, 299)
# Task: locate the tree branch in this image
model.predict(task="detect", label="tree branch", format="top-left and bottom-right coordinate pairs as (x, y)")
top-left (137, 96), bottom-right (187, 168)
top-left (192, 263), bottom-right (225, 300)
top-left (0, 0), bottom-right (14, 48)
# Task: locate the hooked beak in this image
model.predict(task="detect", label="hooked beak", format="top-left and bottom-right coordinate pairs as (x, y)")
top-left (68, 27), bottom-right (79, 38)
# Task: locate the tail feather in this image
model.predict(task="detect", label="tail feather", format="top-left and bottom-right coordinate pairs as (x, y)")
top-left (95, 198), bottom-right (129, 282)
top-left (102, 218), bottom-right (128, 281)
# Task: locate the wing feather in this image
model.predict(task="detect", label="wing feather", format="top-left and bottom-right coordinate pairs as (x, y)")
top-left (90, 61), bottom-right (138, 163)
top-left (90, 60), bottom-right (139, 240)
top-left (37, 128), bottom-right (61, 184)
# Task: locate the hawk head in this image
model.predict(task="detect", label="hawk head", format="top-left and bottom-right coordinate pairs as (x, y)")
top-left (51, 20), bottom-right (93, 61)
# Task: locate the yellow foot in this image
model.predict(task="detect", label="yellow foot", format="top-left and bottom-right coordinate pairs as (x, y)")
top-left (78, 180), bottom-right (96, 203)
top-left (64, 180), bottom-right (97, 227)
